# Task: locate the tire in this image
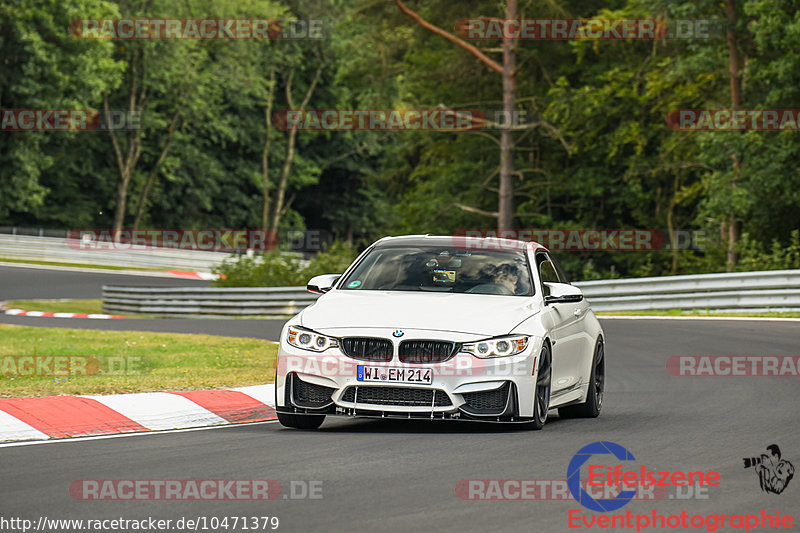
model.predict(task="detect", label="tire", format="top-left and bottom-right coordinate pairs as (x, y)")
top-left (277, 412), bottom-right (325, 429)
top-left (558, 339), bottom-right (604, 419)
top-left (528, 342), bottom-right (552, 430)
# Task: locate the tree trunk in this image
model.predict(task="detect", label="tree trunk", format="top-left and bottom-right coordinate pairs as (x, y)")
top-left (394, 0), bottom-right (510, 227)
top-left (667, 174), bottom-right (679, 274)
top-left (498, 0), bottom-right (516, 231)
top-left (727, 211), bottom-right (739, 268)
top-left (112, 163), bottom-right (131, 233)
top-left (106, 90), bottom-right (141, 235)
top-left (270, 122), bottom-right (298, 232)
top-left (107, 54), bottom-right (144, 236)
top-left (261, 66), bottom-right (276, 231)
top-left (269, 65), bottom-right (322, 232)
top-left (132, 110), bottom-right (181, 229)
top-left (724, 0), bottom-right (741, 268)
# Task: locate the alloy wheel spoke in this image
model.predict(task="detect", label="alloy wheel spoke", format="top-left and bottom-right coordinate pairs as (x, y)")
top-left (537, 392), bottom-right (548, 420)
top-left (537, 359), bottom-right (551, 384)
top-left (535, 348), bottom-right (551, 421)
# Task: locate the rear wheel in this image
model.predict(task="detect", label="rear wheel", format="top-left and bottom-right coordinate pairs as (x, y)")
top-left (558, 339), bottom-right (604, 419)
top-left (528, 343), bottom-right (551, 430)
top-left (277, 412), bottom-right (325, 429)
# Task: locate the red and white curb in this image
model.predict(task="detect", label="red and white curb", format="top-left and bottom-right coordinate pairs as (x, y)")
top-left (2, 308), bottom-right (124, 319)
top-left (0, 384), bottom-right (275, 442)
top-left (167, 270), bottom-right (219, 281)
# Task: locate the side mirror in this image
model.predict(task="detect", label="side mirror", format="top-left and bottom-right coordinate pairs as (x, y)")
top-left (543, 282), bottom-right (584, 305)
top-left (307, 274), bottom-right (341, 294)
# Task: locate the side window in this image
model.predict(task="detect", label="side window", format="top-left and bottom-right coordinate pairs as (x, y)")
top-left (549, 253), bottom-right (570, 284)
top-left (536, 253), bottom-right (559, 295)
top-left (540, 261), bottom-right (559, 283)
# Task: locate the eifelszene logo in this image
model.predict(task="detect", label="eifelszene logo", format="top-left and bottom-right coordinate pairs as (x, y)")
top-left (567, 441), bottom-right (721, 512)
top-left (567, 441), bottom-right (637, 512)
top-left (743, 445), bottom-right (794, 495)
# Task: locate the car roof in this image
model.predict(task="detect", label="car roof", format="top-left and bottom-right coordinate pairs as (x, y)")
top-left (374, 234), bottom-right (549, 253)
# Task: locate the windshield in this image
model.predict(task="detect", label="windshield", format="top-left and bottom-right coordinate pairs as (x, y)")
top-left (340, 245), bottom-right (534, 296)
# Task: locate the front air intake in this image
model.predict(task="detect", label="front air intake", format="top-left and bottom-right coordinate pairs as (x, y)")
top-left (398, 340), bottom-right (457, 363)
top-left (340, 337), bottom-right (393, 362)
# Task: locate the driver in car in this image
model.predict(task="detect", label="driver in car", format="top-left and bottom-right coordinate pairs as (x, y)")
top-left (492, 263), bottom-right (520, 294)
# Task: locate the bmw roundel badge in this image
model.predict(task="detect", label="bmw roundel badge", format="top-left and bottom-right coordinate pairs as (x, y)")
top-left (392, 330), bottom-right (404, 337)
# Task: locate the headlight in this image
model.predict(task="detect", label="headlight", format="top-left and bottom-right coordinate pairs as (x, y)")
top-left (461, 335), bottom-right (529, 358)
top-left (287, 326), bottom-right (339, 352)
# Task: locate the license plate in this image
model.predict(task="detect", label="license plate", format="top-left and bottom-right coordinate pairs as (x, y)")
top-left (356, 365), bottom-right (432, 385)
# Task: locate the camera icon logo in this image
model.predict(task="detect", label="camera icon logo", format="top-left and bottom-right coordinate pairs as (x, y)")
top-left (743, 444), bottom-right (794, 495)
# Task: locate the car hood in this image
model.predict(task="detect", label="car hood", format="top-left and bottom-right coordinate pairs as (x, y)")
top-left (300, 290), bottom-right (540, 336)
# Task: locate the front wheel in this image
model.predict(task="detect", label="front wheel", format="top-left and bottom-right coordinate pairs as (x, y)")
top-left (277, 412), bottom-right (325, 429)
top-left (558, 339), bottom-right (604, 419)
top-left (528, 343), bottom-right (552, 430)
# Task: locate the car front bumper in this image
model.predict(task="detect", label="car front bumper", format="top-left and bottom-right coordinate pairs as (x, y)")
top-left (274, 330), bottom-right (544, 421)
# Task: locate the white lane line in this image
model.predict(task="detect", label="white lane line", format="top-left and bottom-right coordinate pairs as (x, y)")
top-left (0, 420), bottom-right (279, 448)
top-left (231, 384), bottom-right (276, 406)
top-left (0, 410), bottom-right (51, 442)
top-left (81, 392), bottom-right (228, 430)
top-left (599, 315), bottom-right (800, 322)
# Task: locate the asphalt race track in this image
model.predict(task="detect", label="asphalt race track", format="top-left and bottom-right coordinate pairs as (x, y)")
top-left (1, 268), bottom-right (799, 532)
top-left (0, 265), bottom-right (209, 300)
top-left (0, 265), bottom-right (284, 340)
top-left (0, 313), bottom-right (284, 341)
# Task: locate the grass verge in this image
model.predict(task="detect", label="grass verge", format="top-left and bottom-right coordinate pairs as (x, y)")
top-left (3, 299), bottom-right (105, 315)
top-left (0, 257), bottom-right (166, 271)
top-left (2, 299), bottom-right (155, 318)
top-left (0, 324), bottom-right (277, 397)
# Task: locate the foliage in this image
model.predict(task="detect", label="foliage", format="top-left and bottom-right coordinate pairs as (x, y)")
top-left (735, 230), bottom-right (800, 271)
top-left (214, 241), bottom-right (357, 286)
top-left (1, 0), bottom-right (799, 281)
top-left (0, 0), bottom-right (123, 219)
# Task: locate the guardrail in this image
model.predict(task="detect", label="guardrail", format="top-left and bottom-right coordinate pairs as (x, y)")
top-left (102, 286), bottom-right (319, 318)
top-left (102, 269), bottom-right (800, 317)
top-left (0, 234), bottom-right (232, 272)
top-left (574, 269), bottom-right (800, 312)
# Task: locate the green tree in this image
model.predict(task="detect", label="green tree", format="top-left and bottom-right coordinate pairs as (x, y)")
top-left (0, 0), bottom-right (122, 220)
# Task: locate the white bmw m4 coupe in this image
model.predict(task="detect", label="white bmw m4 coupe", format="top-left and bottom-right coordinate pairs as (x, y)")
top-left (275, 235), bottom-right (605, 430)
